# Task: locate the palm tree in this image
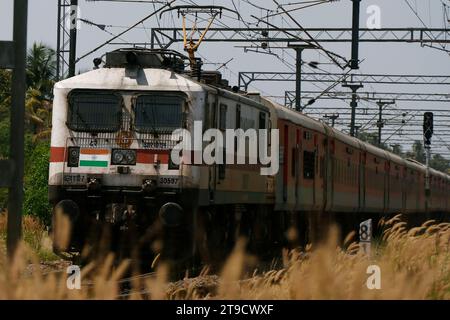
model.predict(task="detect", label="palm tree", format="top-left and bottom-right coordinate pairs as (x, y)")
top-left (26, 88), bottom-right (52, 140)
top-left (24, 43), bottom-right (56, 140)
top-left (26, 42), bottom-right (56, 99)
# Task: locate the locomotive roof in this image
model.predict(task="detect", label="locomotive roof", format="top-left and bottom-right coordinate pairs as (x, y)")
top-left (54, 67), bottom-right (205, 92)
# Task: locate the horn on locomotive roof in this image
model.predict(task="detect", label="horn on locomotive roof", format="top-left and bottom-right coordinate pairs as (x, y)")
top-left (159, 6), bottom-right (239, 74)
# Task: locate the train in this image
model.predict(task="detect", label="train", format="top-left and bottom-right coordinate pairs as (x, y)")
top-left (49, 48), bottom-right (450, 265)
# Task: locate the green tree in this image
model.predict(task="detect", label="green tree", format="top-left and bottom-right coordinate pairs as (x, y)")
top-left (23, 141), bottom-right (51, 225)
top-left (26, 42), bottom-right (56, 99)
top-left (0, 43), bottom-right (56, 218)
top-left (430, 154), bottom-right (450, 173)
top-left (24, 43), bottom-right (55, 139)
top-left (391, 144), bottom-right (404, 157)
top-left (358, 131), bottom-right (390, 150)
top-left (0, 70), bottom-right (11, 210)
top-left (26, 88), bottom-right (52, 138)
top-left (0, 70), bottom-right (12, 112)
top-left (406, 140), bottom-right (426, 163)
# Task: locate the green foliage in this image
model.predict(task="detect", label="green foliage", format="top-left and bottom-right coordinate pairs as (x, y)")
top-left (0, 67), bottom-right (8, 207)
top-left (358, 131), bottom-right (390, 151)
top-left (23, 141), bottom-right (51, 225)
top-left (0, 119), bottom-right (9, 159)
top-left (430, 154), bottom-right (450, 173)
top-left (391, 144), bottom-right (404, 157)
top-left (406, 140), bottom-right (426, 163)
top-left (0, 70), bottom-right (11, 108)
top-left (0, 44), bottom-right (54, 215)
top-left (358, 134), bottom-right (449, 173)
top-left (26, 43), bottom-right (56, 99)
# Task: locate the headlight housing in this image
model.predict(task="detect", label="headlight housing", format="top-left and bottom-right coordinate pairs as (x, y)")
top-left (111, 149), bottom-right (137, 165)
top-left (67, 147), bottom-right (80, 167)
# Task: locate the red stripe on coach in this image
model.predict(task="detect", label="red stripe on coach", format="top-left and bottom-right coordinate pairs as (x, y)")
top-left (137, 150), bottom-right (170, 164)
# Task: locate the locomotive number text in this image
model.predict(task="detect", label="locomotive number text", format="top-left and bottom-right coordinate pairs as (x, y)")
top-left (159, 177), bottom-right (179, 186)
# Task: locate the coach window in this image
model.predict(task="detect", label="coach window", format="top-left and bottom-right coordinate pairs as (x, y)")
top-left (219, 104), bottom-right (227, 130)
top-left (303, 151), bottom-right (315, 179)
top-left (236, 105), bottom-right (241, 129)
top-left (259, 112), bottom-right (267, 129)
top-left (268, 120), bottom-right (272, 146)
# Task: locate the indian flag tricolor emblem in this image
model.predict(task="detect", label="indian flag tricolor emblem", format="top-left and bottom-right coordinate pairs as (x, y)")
top-left (79, 149), bottom-right (110, 167)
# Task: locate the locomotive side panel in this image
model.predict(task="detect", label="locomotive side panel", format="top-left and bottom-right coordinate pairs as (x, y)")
top-left (207, 93), bottom-right (274, 205)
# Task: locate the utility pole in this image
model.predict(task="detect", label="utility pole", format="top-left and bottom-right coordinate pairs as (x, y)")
top-left (376, 100), bottom-right (396, 146)
top-left (423, 112), bottom-right (434, 201)
top-left (350, 0), bottom-right (361, 69)
top-left (342, 82), bottom-right (363, 137)
top-left (354, 125), bottom-right (362, 138)
top-left (8, 0), bottom-right (28, 258)
top-left (324, 113), bottom-right (340, 127)
top-left (288, 44), bottom-right (313, 112)
top-left (68, 0), bottom-right (78, 77)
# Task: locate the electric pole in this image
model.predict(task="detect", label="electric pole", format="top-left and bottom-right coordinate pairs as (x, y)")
top-left (423, 112), bottom-right (434, 200)
top-left (68, 0), bottom-right (78, 77)
top-left (8, 0), bottom-right (28, 258)
top-left (342, 81), bottom-right (363, 137)
top-left (376, 100), bottom-right (396, 146)
top-left (288, 44), bottom-right (313, 112)
top-left (350, 0), bottom-right (361, 69)
top-left (324, 113), bottom-right (340, 127)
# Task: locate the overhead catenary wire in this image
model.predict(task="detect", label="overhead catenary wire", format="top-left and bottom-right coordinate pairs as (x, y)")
top-left (76, 0), bottom-right (175, 63)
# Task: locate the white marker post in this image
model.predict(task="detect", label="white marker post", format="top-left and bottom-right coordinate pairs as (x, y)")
top-left (359, 219), bottom-right (372, 256)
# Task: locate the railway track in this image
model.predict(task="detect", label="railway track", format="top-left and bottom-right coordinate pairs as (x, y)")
top-left (38, 266), bottom-right (157, 298)
top-left (33, 255), bottom-right (285, 299)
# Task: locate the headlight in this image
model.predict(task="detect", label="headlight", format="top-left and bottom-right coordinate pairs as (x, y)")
top-left (111, 149), bottom-right (137, 165)
top-left (112, 151), bottom-right (125, 164)
top-left (67, 147), bottom-right (80, 167)
top-left (125, 150), bottom-right (136, 164)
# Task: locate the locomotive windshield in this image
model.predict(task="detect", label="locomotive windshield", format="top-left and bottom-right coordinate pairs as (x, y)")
top-left (67, 91), bottom-right (122, 132)
top-left (134, 94), bottom-right (183, 134)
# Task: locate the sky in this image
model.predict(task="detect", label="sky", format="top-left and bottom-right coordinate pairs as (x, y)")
top-left (1, 0), bottom-right (449, 156)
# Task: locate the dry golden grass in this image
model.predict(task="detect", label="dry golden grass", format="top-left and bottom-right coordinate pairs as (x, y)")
top-left (0, 213), bottom-right (449, 300)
